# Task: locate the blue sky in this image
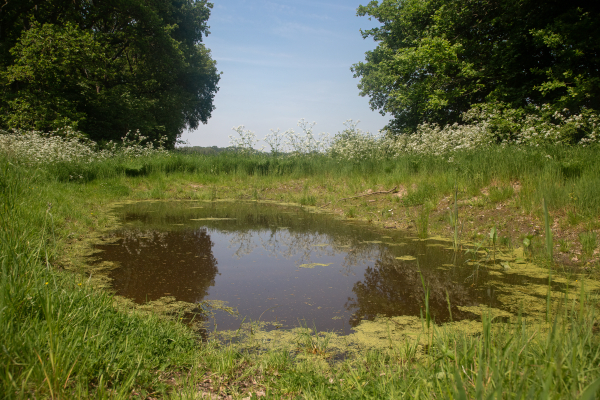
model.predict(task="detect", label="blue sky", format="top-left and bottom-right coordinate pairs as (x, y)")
top-left (180, 0), bottom-right (389, 147)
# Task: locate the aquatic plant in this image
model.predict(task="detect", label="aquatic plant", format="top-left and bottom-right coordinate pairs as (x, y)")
top-left (489, 226), bottom-right (498, 264)
top-left (295, 320), bottom-right (332, 357)
top-left (449, 186), bottom-right (460, 251)
top-left (543, 197), bottom-right (554, 263)
top-left (413, 205), bottom-right (431, 239)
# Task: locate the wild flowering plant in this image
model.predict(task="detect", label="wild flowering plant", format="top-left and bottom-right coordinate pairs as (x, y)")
top-left (324, 105), bottom-right (600, 162)
top-left (227, 105), bottom-right (600, 162)
top-left (328, 120), bottom-right (395, 162)
top-left (460, 103), bottom-right (600, 147)
top-left (103, 130), bottom-right (169, 158)
top-left (283, 119), bottom-right (330, 156)
top-left (0, 127), bottom-right (99, 164)
top-left (264, 128), bottom-right (285, 155)
top-left (229, 126), bottom-right (262, 154)
top-left (229, 119), bottom-right (330, 156)
top-left (393, 119), bottom-right (495, 156)
top-left (0, 128), bottom-right (168, 165)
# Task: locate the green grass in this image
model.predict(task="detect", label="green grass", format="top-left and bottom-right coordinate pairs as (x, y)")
top-left (580, 231), bottom-right (598, 258)
top-left (488, 185), bottom-right (514, 203)
top-left (25, 144), bottom-right (600, 217)
top-left (2, 144), bottom-right (600, 398)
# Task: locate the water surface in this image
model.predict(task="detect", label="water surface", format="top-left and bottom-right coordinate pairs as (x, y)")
top-left (93, 201), bottom-right (550, 333)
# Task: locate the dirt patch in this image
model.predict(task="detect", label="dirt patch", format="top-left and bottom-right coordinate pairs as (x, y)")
top-left (393, 185), bottom-right (408, 198)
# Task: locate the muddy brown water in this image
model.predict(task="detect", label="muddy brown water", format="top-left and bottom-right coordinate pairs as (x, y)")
top-left (92, 201), bottom-right (553, 334)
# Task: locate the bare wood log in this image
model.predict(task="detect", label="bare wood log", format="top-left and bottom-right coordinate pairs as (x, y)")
top-left (339, 187), bottom-right (397, 202)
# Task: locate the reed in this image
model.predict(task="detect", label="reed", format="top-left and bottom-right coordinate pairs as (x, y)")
top-left (544, 197), bottom-right (554, 263)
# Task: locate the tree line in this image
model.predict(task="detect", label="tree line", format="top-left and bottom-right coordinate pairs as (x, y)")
top-left (2, 0), bottom-right (598, 147)
top-left (0, 0), bottom-right (220, 148)
top-left (353, 0), bottom-right (600, 136)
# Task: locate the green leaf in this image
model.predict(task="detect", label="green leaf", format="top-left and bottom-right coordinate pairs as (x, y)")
top-left (579, 376), bottom-right (600, 400)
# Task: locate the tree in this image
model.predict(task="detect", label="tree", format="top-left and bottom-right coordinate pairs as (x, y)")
top-left (352, 0), bottom-right (600, 134)
top-left (0, 0), bottom-right (220, 147)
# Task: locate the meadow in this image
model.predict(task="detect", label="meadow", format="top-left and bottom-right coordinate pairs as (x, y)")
top-left (1, 120), bottom-right (600, 398)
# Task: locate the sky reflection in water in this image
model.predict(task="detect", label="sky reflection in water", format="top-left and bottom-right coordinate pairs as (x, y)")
top-left (94, 201), bottom-right (535, 333)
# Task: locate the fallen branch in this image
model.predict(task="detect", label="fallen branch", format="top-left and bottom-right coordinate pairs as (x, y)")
top-left (339, 187), bottom-right (397, 202)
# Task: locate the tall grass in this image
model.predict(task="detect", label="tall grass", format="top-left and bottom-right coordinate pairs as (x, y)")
top-left (25, 144), bottom-right (600, 220)
top-left (0, 162), bottom-right (200, 398)
top-left (231, 283), bottom-right (600, 399)
top-left (2, 139), bottom-right (600, 397)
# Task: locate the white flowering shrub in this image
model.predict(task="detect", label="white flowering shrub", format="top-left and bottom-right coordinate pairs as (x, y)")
top-left (283, 119), bottom-right (329, 156)
top-left (230, 119), bottom-right (329, 157)
top-left (328, 120), bottom-right (396, 162)
top-left (393, 120), bottom-right (495, 156)
top-left (460, 103), bottom-right (600, 147)
top-left (326, 105), bottom-right (600, 162)
top-left (327, 118), bottom-right (494, 160)
top-left (264, 128), bottom-right (285, 155)
top-left (229, 126), bottom-right (261, 154)
top-left (0, 128), bottom-right (99, 164)
top-left (104, 130), bottom-right (169, 158)
top-left (0, 128), bottom-right (168, 165)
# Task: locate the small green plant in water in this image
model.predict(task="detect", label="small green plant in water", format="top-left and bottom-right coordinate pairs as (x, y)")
top-left (489, 225), bottom-right (498, 263)
top-left (543, 198), bottom-right (553, 263)
top-left (414, 204), bottom-right (431, 239)
top-left (522, 234), bottom-right (534, 258)
top-left (295, 320), bottom-right (332, 357)
top-left (300, 186), bottom-right (317, 206)
top-left (419, 268), bottom-right (433, 351)
top-left (300, 195), bottom-right (317, 206)
top-left (500, 236), bottom-right (512, 249)
top-left (449, 186), bottom-right (460, 251)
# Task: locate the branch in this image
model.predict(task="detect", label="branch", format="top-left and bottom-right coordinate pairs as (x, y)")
top-left (339, 187), bottom-right (397, 202)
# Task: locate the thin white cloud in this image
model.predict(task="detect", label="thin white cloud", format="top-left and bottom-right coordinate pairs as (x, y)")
top-left (270, 21), bottom-right (345, 40)
top-left (265, 0), bottom-right (357, 12)
top-left (262, 0), bottom-right (336, 21)
top-left (213, 56), bottom-right (349, 69)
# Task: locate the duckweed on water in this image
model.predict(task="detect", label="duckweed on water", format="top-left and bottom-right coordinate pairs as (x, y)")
top-left (4, 144), bottom-right (600, 398)
top-left (80, 200), bottom-right (600, 358)
top-left (298, 263), bottom-right (333, 269)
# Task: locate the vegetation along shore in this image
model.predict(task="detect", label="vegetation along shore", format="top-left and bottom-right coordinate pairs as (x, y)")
top-left (1, 118), bottom-right (600, 398)
top-left (2, 0), bottom-right (600, 398)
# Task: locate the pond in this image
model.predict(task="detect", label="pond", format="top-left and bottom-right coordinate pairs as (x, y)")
top-left (91, 200), bottom-right (564, 335)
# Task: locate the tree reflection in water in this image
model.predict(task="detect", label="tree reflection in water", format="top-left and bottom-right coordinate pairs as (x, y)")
top-left (345, 248), bottom-right (501, 327)
top-left (94, 201), bottom-right (513, 333)
top-left (100, 228), bottom-right (218, 304)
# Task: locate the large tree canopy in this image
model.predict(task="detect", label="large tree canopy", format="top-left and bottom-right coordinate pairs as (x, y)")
top-left (0, 0), bottom-right (220, 147)
top-left (352, 0), bottom-right (600, 134)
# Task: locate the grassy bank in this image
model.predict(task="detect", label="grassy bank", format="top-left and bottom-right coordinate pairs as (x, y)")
top-left (53, 144), bottom-right (600, 266)
top-left (1, 144), bottom-right (600, 398)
